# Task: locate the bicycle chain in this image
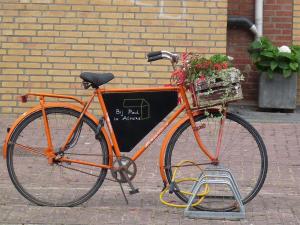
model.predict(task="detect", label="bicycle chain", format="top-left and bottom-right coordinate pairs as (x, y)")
top-left (59, 164), bottom-right (118, 182)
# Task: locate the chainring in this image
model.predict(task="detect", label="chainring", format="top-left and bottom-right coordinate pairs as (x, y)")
top-left (111, 156), bottom-right (137, 183)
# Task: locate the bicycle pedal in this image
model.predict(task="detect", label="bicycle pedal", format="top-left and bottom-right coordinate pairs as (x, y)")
top-left (129, 189), bottom-right (139, 195)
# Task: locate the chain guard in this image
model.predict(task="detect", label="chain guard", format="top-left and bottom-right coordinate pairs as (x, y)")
top-left (111, 156), bottom-right (137, 183)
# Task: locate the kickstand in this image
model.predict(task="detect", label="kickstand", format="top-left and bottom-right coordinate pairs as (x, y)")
top-left (118, 181), bottom-right (129, 205)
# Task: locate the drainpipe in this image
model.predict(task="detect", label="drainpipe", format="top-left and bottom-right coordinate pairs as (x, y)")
top-left (255, 0), bottom-right (264, 38)
top-left (227, 0), bottom-right (264, 39)
top-left (228, 16), bottom-right (258, 38)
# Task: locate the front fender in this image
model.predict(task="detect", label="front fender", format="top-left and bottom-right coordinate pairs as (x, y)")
top-left (2, 103), bottom-right (113, 166)
top-left (159, 110), bottom-right (203, 184)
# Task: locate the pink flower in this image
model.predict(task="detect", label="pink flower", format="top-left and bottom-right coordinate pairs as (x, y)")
top-left (222, 62), bottom-right (228, 69)
top-left (171, 69), bottom-right (186, 84)
top-left (213, 63), bottom-right (223, 71)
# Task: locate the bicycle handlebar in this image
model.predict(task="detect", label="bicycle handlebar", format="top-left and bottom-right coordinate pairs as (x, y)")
top-left (147, 54), bottom-right (163, 62)
top-left (147, 51), bottom-right (179, 65)
top-left (147, 51), bottom-right (162, 58)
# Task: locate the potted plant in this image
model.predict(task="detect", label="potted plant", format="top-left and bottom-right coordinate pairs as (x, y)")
top-left (248, 37), bottom-right (300, 110)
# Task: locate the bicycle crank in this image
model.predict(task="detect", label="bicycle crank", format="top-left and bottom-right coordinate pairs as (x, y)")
top-left (111, 156), bottom-right (139, 199)
top-left (111, 156), bottom-right (137, 183)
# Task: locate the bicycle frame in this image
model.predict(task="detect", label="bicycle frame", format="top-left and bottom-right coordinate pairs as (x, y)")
top-left (2, 84), bottom-right (224, 184)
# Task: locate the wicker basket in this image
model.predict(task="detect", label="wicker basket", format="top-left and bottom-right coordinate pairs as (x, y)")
top-left (192, 76), bottom-right (243, 109)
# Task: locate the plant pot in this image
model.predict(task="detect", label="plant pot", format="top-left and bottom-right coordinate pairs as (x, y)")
top-left (258, 72), bottom-right (298, 109)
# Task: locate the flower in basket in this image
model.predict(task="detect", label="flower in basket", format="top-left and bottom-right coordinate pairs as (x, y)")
top-left (248, 36), bottom-right (300, 79)
top-left (172, 53), bottom-right (244, 108)
top-left (173, 53), bottom-right (243, 85)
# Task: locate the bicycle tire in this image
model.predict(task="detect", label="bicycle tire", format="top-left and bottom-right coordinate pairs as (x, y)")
top-left (164, 112), bottom-right (268, 211)
top-left (6, 107), bottom-right (109, 207)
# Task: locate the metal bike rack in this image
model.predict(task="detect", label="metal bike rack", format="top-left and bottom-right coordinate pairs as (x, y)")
top-left (184, 166), bottom-right (245, 220)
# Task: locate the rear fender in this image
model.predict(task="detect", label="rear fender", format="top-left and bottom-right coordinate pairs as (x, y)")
top-left (2, 103), bottom-right (113, 166)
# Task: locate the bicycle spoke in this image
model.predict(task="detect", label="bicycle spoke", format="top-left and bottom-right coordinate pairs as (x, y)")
top-left (9, 142), bottom-right (46, 157)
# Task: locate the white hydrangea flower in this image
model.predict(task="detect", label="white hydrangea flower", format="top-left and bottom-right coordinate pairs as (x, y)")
top-left (278, 45), bottom-right (291, 53)
top-left (227, 56), bottom-right (234, 61)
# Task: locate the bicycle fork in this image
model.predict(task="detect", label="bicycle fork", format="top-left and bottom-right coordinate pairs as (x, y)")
top-left (191, 111), bottom-right (226, 164)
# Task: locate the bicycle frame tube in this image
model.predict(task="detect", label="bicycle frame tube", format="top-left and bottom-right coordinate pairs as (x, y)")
top-left (96, 85), bottom-right (216, 163)
top-left (101, 86), bottom-right (179, 93)
top-left (132, 105), bottom-right (185, 161)
top-left (39, 96), bottom-right (56, 162)
top-left (96, 89), bottom-right (122, 158)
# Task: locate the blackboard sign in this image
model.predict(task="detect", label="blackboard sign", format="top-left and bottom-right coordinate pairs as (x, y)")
top-left (103, 91), bottom-right (178, 152)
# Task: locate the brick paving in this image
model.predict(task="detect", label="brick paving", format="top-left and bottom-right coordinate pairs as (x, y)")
top-left (0, 111), bottom-right (300, 225)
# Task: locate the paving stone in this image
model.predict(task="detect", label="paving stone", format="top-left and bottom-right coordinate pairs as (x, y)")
top-left (1, 111), bottom-right (300, 225)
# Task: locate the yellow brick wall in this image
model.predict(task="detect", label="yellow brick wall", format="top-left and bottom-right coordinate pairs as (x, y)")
top-left (294, 0), bottom-right (300, 105)
top-left (0, 0), bottom-right (228, 115)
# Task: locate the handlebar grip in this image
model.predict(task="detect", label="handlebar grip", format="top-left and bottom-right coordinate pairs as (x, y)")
top-left (147, 51), bottom-right (162, 58)
top-left (147, 54), bottom-right (163, 62)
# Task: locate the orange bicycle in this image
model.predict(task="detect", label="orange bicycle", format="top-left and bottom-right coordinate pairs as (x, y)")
top-left (3, 51), bottom-right (268, 211)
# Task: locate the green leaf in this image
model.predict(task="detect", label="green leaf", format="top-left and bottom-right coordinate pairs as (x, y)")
top-left (278, 52), bottom-right (292, 59)
top-left (283, 69), bottom-right (292, 78)
top-left (291, 45), bottom-right (300, 55)
top-left (261, 51), bottom-right (274, 58)
top-left (278, 61), bottom-right (289, 69)
top-left (257, 61), bottom-right (271, 70)
top-left (266, 71), bottom-right (273, 79)
top-left (209, 54), bottom-right (228, 64)
top-left (270, 61), bottom-right (278, 71)
top-left (249, 52), bottom-right (260, 61)
top-left (250, 40), bottom-right (262, 49)
top-left (289, 62), bottom-right (298, 71)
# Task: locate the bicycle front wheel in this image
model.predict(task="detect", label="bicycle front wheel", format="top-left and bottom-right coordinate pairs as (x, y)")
top-left (6, 107), bottom-right (109, 207)
top-left (164, 112), bottom-right (268, 211)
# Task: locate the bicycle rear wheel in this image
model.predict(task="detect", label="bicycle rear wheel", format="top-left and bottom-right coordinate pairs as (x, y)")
top-left (6, 107), bottom-right (109, 207)
top-left (164, 112), bottom-right (268, 211)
